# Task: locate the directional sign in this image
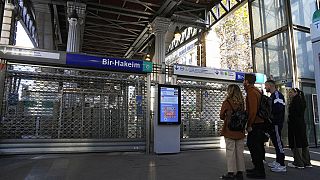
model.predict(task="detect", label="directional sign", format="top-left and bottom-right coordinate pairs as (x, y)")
top-left (0, 46), bottom-right (60, 59)
top-left (173, 64), bottom-right (236, 81)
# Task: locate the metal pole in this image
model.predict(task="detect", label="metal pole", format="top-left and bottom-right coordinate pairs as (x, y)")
top-left (248, 0), bottom-right (258, 73)
top-left (285, 0), bottom-right (298, 88)
top-left (0, 59), bottom-right (6, 121)
top-left (146, 74), bottom-right (151, 154)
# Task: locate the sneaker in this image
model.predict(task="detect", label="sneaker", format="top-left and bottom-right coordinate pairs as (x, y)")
top-left (305, 164), bottom-right (313, 168)
top-left (268, 161), bottom-right (280, 168)
top-left (271, 165), bottom-right (287, 172)
top-left (287, 162), bottom-right (304, 169)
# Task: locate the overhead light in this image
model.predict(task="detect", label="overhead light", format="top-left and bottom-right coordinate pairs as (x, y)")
top-left (174, 26), bottom-right (181, 41)
top-left (145, 54), bottom-right (151, 61)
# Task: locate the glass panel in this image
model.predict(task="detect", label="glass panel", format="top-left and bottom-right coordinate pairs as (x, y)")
top-left (254, 32), bottom-right (291, 80)
top-left (294, 30), bottom-right (314, 79)
top-left (291, 0), bottom-right (317, 27)
top-left (301, 84), bottom-right (318, 146)
top-left (252, 0), bottom-right (287, 39)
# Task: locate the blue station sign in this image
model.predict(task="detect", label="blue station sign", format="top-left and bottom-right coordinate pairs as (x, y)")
top-left (66, 53), bottom-right (153, 73)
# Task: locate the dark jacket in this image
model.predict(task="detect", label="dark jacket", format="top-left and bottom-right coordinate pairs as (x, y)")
top-left (288, 95), bottom-right (308, 148)
top-left (270, 90), bottom-right (285, 126)
top-left (220, 99), bottom-right (246, 140)
top-left (245, 85), bottom-right (264, 128)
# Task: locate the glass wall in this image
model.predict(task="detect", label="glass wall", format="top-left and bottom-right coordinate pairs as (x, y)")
top-left (254, 32), bottom-right (291, 80)
top-left (301, 84), bottom-right (319, 146)
top-left (291, 0), bottom-right (317, 27)
top-left (249, 0), bottom-right (319, 146)
top-left (294, 30), bottom-right (314, 79)
top-left (252, 0), bottom-right (287, 39)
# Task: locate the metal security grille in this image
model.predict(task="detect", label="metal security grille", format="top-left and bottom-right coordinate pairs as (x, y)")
top-left (178, 79), bottom-right (243, 139)
top-left (0, 63), bottom-right (147, 140)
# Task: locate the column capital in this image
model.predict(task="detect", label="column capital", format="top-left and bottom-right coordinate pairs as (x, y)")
top-left (67, 1), bottom-right (86, 20)
top-left (152, 17), bottom-right (171, 34)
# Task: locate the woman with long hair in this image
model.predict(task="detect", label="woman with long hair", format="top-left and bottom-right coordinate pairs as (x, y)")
top-left (287, 88), bottom-right (312, 169)
top-left (220, 84), bottom-right (246, 179)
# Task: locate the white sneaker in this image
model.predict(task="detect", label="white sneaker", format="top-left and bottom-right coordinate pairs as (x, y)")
top-left (268, 161), bottom-right (280, 168)
top-left (271, 165), bottom-right (287, 172)
top-left (287, 162), bottom-right (304, 169)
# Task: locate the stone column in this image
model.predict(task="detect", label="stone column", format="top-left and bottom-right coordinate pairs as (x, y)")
top-left (152, 17), bottom-right (171, 84)
top-left (67, 13), bottom-right (80, 52)
top-left (0, 0), bottom-right (15, 45)
top-left (66, 2), bottom-right (86, 53)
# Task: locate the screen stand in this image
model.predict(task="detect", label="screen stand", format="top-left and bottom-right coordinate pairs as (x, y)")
top-left (154, 85), bottom-right (180, 154)
top-left (154, 121), bottom-right (180, 154)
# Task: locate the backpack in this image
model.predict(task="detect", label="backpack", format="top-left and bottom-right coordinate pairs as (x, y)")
top-left (227, 100), bottom-right (248, 131)
top-left (255, 90), bottom-right (273, 131)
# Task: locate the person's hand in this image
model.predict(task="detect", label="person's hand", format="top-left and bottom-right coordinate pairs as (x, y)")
top-left (247, 127), bottom-right (252, 133)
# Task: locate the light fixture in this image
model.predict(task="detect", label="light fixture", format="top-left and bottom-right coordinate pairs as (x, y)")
top-left (174, 26), bottom-right (181, 40)
top-left (145, 54), bottom-right (151, 61)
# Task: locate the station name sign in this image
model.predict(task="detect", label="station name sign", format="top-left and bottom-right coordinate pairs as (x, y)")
top-left (66, 53), bottom-right (153, 73)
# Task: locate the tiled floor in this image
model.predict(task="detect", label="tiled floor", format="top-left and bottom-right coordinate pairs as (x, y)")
top-left (1, 147), bottom-right (320, 180)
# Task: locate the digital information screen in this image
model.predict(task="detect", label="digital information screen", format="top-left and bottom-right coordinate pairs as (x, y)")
top-left (158, 85), bottom-right (181, 125)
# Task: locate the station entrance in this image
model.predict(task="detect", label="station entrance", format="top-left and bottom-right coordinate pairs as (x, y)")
top-left (0, 46), bottom-right (265, 154)
top-left (0, 49), bottom-right (148, 154)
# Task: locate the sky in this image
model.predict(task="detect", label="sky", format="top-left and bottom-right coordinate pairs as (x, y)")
top-left (15, 21), bottom-right (34, 48)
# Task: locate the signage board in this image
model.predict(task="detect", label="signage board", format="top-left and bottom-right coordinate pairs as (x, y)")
top-left (174, 64), bottom-right (266, 83)
top-left (311, 9), bottom-right (320, 42)
top-left (173, 64), bottom-right (235, 81)
top-left (66, 53), bottom-right (152, 73)
top-left (0, 46), bottom-right (60, 59)
top-left (158, 84), bottom-right (181, 125)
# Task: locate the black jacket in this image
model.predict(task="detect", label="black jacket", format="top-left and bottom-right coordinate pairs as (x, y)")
top-left (288, 95), bottom-right (308, 148)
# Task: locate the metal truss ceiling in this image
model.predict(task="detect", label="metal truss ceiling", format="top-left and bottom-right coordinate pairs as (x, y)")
top-left (33, 0), bottom-right (225, 59)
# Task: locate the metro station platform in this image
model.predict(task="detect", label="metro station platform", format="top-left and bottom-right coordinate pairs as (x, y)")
top-left (1, 147), bottom-right (320, 180)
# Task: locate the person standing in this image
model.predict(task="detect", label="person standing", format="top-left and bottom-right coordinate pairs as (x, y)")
top-left (220, 84), bottom-right (246, 179)
top-left (287, 88), bottom-right (312, 168)
top-left (243, 74), bottom-right (266, 179)
top-left (264, 80), bottom-right (286, 172)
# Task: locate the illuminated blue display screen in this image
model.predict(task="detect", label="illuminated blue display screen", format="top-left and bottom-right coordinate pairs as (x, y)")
top-left (158, 85), bottom-right (181, 125)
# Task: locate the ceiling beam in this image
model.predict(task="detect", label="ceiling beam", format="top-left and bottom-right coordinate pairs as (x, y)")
top-left (87, 11), bottom-right (140, 36)
top-left (87, 7), bottom-right (151, 19)
top-left (85, 22), bottom-right (141, 32)
top-left (84, 32), bottom-right (132, 48)
top-left (124, 0), bottom-right (161, 8)
top-left (82, 46), bottom-right (127, 53)
top-left (86, 15), bottom-right (147, 26)
top-left (85, 29), bottom-right (138, 38)
top-left (82, 43), bottom-right (129, 50)
top-left (87, 2), bottom-right (154, 16)
top-left (83, 34), bottom-right (135, 42)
